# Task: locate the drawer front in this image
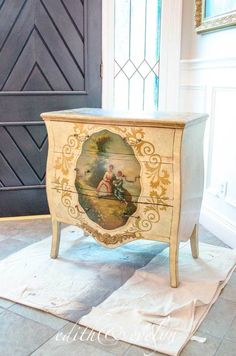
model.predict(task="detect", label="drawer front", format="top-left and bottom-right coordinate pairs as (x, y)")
top-left (50, 121), bottom-right (175, 164)
top-left (50, 150), bottom-right (174, 206)
top-left (50, 189), bottom-right (172, 246)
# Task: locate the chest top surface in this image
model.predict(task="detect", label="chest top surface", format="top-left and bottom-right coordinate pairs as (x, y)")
top-left (41, 108), bottom-right (208, 129)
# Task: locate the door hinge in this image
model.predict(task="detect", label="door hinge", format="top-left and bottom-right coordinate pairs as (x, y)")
top-left (100, 63), bottom-right (103, 79)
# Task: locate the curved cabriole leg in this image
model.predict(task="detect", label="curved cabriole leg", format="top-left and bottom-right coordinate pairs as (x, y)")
top-left (169, 242), bottom-right (179, 288)
top-left (51, 220), bottom-right (61, 259)
top-left (190, 224), bottom-right (199, 258)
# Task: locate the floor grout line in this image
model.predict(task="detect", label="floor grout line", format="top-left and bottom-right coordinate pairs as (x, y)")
top-left (27, 327), bottom-right (63, 356)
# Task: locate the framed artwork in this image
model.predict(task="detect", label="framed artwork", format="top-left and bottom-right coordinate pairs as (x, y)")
top-left (195, 0), bottom-right (236, 33)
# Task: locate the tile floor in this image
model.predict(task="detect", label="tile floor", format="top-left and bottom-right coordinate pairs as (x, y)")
top-left (0, 218), bottom-right (235, 356)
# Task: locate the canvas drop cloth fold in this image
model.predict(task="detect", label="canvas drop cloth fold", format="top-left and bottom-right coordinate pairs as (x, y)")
top-left (0, 226), bottom-right (235, 355)
top-left (79, 242), bottom-right (236, 355)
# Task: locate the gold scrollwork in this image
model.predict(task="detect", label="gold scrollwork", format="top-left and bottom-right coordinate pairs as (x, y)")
top-left (79, 222), bottom-right (139, 246)
top-left (53, 124), bottom-right (171, 246)
top-left (54, 124), bottom-right (90, 175)
top-left (112, 126), bottom-right (170, 204)
top-left (53, 177), bottom-right (83, 220)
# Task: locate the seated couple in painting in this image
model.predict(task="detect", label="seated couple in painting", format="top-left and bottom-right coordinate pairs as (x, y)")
top-left (96, 164), bottom-right (128, 204)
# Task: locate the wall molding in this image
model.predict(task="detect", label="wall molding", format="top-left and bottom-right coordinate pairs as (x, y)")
top-left (179, 57), bottom-right (236, 246)
top-left (205, 86), bottom-right (236, 191)
top-left (179, 84), bottom-right (207, 92)
top-left (200, 205), bottom-right (236, 248)
top-left (180, 56), bottom-right (236, 71)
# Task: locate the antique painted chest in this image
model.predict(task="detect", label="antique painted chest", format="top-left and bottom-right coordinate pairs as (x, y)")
top-left (41, 108), bottom-right (208, 287)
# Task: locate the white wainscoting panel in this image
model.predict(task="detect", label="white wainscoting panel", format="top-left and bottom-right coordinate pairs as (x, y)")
top-left (179, 58), bottom-right (236, 247)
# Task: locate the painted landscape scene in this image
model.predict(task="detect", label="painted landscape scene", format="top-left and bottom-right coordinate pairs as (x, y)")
top-left (75, 129), bottom-right (141, 230)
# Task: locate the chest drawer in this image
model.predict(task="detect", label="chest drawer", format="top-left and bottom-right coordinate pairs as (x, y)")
top-left (51, 188), bottom-right (172, 246)
top-left (49, 121), bottom-right (175, 164)
top-left (50, 150), bottom-right (174, 206)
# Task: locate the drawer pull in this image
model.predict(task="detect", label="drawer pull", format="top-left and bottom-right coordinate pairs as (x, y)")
top-left (74, 134), bottom-right (90, 141)
top-left (123, 213), bottom-right (140, 219)
top-left (123, 137), bottom-right (142, 146)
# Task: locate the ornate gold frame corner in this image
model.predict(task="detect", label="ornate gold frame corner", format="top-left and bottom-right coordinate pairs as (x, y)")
top-left (195, 0), bottom-right (236, 33)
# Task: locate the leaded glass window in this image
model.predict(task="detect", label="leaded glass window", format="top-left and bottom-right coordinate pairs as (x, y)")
top-left (114, 0), bottom-right (161, 111)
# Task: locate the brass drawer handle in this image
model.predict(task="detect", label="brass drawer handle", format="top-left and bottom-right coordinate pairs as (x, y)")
top-left (74, 134), bottom-right (90, 142)
top-left (123, 137), bottom-right (142, 146)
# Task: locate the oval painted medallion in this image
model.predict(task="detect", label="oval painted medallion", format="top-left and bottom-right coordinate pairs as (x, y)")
top-left (75, 129), bottom-right (141, 230)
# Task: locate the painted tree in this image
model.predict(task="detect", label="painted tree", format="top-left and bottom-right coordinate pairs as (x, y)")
top-left (87, 132), bottom-right (113, 187)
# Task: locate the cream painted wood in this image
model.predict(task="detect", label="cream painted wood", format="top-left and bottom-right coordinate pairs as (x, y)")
top-left (51, 220), bottom-right (61, 259)
top-left (50, 152), bottom-right (174, 206)
top-left (42, 108), bottom-right (205, 127)
top-left (190, 224), bottom-right (199, 259)
top-left (50, 190), bottom-right (173, 241)
top-left (178, 120), bottom-right (206, 242)
top-left (49, 121), bottom-right (175, 164)
top-left (169, 240), bottom-right (179, 288)
top-left (42, 108), bottom-right (207, 287)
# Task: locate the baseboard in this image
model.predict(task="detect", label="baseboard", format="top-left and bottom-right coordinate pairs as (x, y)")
top-left (200, 206), bottom-right (236, 248)
top-left (0, 214), bottom-right (51, 222)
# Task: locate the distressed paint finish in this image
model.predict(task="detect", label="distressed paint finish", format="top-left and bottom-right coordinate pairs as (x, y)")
top-left (42, 108), bottom-right (208, 287)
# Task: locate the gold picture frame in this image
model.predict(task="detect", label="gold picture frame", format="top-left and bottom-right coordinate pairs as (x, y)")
top-left (195, 0), bottom-right (236, 33)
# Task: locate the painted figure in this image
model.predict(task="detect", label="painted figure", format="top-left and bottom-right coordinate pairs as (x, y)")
top-left (113, 171), bottom-right (127, 204)
top-left (75, 129), bottom-right (141, 230)
top-left (96, 164), bottom-right (114, 195)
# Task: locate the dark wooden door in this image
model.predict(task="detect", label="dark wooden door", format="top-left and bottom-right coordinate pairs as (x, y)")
top-left (0, 0), bottom-right (102, 217)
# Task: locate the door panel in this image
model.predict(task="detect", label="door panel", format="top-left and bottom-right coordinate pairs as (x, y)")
top-left (0, 0), bottom-right (102, 216)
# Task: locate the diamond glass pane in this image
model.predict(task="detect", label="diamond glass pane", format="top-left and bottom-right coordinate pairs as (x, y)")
top-left (122, 60), bottom-right (136, 78)
top-left (114, 0), bottom-right (161, 110)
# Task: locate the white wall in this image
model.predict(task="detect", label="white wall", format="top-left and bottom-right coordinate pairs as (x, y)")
top-left (181, 0), bottom-right (236, 60)
top-left (179, 0), bottom-right (236, 247)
